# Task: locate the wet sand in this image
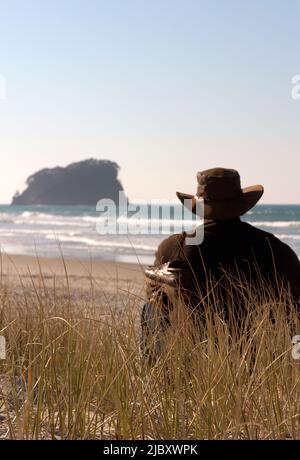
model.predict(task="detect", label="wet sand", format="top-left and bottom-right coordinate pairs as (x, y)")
top-left (0, 253), bottom-right (146, 297)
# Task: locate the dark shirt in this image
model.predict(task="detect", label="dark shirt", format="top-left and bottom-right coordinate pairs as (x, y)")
top-left (150, 218), bottom-right (300, 310)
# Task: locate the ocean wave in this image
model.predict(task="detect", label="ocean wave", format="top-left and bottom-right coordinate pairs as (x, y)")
top-left (0, 205), bottom-right (299, 260)
top-left (0, 210), bottom-right (201, 229)
top-left (249, 221), bottom-right (300, 228)
top-left (45, 234), bottom-right (157, 252)
top-left (0, 228), bottom-right (79, 237)
top-left (3, 210), bottom-right (297, 230)
top-left (0, 213), bottom-right (16, 224)
top-left (275, 234), bottom-right (300, 240)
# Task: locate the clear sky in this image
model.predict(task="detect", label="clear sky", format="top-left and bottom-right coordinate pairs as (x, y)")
top-left (0, 0), bottom-right (299, 204)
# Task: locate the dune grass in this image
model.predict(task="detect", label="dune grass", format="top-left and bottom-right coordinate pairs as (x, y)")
top-left (0, 260), bottom-right (300, 440)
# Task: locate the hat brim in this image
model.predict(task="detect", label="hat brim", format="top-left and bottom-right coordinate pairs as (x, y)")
top-left (176, 185), bottom-right (264, 220)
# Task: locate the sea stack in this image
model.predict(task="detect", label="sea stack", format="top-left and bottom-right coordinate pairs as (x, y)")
top-left (12, 158), bottom-right (125, 206)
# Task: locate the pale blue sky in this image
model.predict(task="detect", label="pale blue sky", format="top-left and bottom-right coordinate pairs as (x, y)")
top-left (0, 0), bottom-right (299, 203)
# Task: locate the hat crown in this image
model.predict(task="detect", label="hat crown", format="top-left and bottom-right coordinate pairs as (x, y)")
top-left (197, 168), bottom-right (242, 201)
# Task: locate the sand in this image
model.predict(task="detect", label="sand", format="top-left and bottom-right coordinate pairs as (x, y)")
top-left (0, 254), bottom-right (148, 439)
top-left (0, 253), bottom-right (146, 298)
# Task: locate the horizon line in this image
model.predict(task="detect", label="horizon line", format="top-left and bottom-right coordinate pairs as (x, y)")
top-left (0, 202), bottom-right (299, 207)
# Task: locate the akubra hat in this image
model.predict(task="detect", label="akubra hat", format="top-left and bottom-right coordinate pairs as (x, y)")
top-left (176, 168), bottom-right (264, 221)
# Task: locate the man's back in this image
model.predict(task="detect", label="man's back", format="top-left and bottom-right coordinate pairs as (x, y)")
top-left (154, 218), bottom-right (300, 303)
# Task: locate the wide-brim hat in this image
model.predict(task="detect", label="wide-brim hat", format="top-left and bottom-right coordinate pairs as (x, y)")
top-left (176, 168), bottom-right (264, 220)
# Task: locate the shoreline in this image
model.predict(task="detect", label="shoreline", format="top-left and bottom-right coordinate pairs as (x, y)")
top-left (0, 253), bottom-right (146, 294)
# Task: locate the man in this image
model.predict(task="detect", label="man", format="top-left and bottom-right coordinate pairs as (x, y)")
top-left (141, 168), bottom-right (300, 359)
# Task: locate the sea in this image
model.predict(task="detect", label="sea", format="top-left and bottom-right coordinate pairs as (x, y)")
top-left (0, 204), bottom-right (299, 265)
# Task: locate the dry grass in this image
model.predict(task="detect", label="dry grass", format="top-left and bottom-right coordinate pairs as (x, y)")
top-left (0, 260), bottom-right (300, 440)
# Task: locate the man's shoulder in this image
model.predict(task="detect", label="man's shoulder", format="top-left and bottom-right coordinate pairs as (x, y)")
top-left (154, 233), bottom-right (185, 264)
top-left (158, 233), bottom-right (185, 251)
top-left (240, 220), bottom-right (277, 239)
top-left (241, 221), bottom-right (296, 254)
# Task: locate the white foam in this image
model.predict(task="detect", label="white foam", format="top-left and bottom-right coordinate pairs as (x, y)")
top-left (249, 221), bottom-right (300, 228)
top-left (275, 234), bottom-right (300, 240)
top-left (0, 206), bottom-right (299, 261)
top-left (45, 234), bottom-right (156, 252)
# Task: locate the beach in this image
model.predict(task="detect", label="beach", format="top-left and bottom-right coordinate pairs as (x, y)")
top-left (0, 207), bottom-right (300, 440)
top-left (0, 254), bottom-right (146, 312)
top-left (1, 235), bottom-right (300, 440)
top-left (1, 249), bottom-right (299, 440)
top-left (0, 254), bottom-right (147, 440)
